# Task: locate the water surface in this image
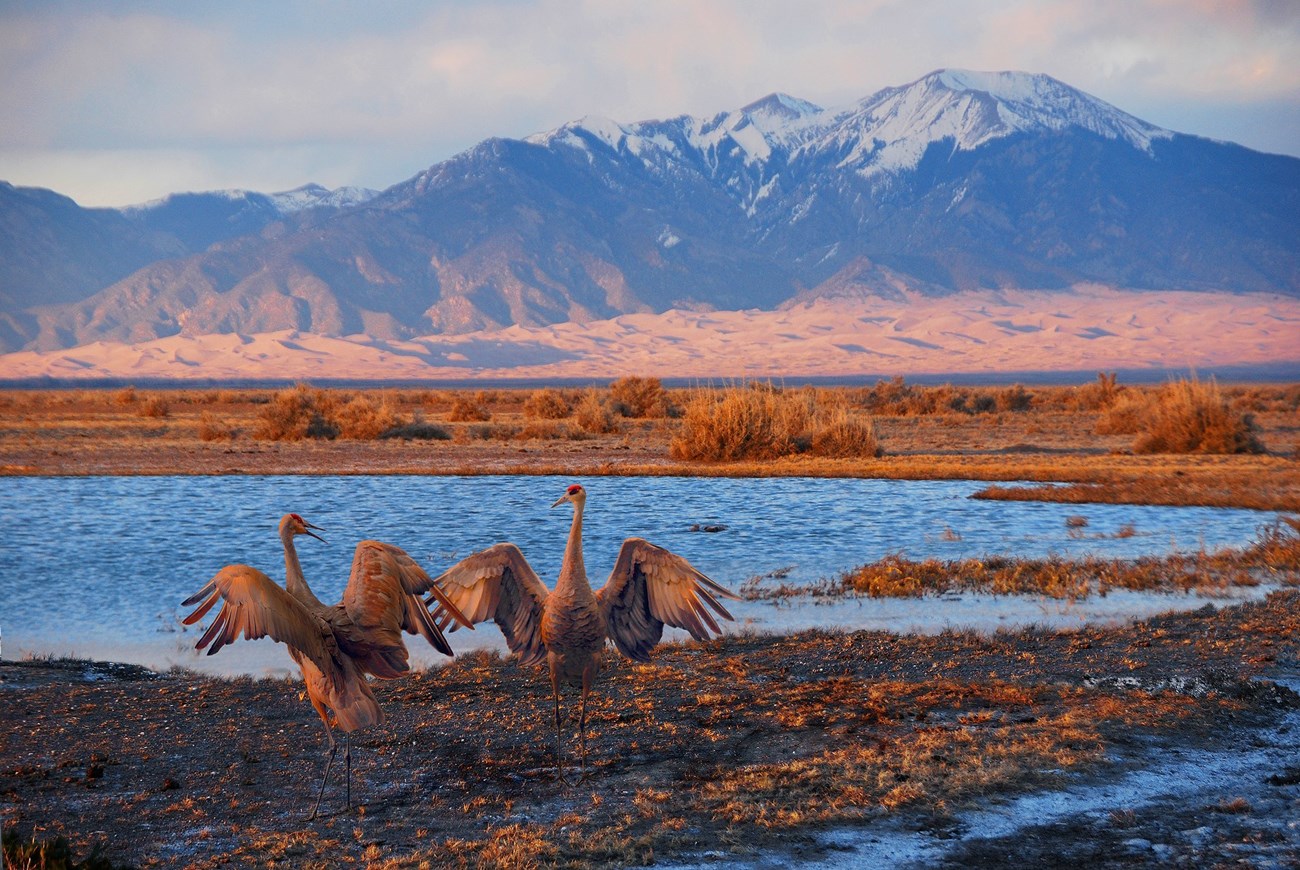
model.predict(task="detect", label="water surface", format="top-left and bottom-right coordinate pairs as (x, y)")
top-left (0, 475), bottom-right (1276, 675)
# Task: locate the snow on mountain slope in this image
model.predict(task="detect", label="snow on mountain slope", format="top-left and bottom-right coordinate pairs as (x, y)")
top-left (820, 69), bottom-right (1172, 178)
top-left (120, 183), bottom-right (378, 217)
top-left (528, 68), bottom-right (1173, 191)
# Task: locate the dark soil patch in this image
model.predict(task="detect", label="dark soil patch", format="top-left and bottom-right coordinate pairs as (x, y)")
top-left (3, 591), bottom-right (1300, 868)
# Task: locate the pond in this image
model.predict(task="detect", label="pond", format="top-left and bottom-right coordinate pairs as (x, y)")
top-left (0, 475), bottom-right (1279, 676)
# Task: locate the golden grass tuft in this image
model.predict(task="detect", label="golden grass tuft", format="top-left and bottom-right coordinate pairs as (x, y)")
top-left (744, 517), bottom-right (1300, 602)
top-left (671, 385), bottom-right (882, 461)
top-left (610, 376), bottom-right (672, 418)
top-left (447, 392), bottom-right (492, 422)
top-left (138, 395), bottom-right (169, 418)
top-left (807, 408), bottom-right (882, 458)
top-left (253, 384), bottom-right (337, 440)
top-left (197, 412), bottom-right (237, 442)
top-left (522, 388), bottom-right (572, 420)
top-left (574, 389), bottom-right (621, 434)
top-left (669, 384), bottom-right (813, 461)
top-left (332, 394), bottom-right (402, 439)
top-left (1131, 376), bottom-right (1263, 455)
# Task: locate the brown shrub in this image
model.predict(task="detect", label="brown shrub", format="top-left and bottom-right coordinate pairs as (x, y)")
top-left (1071, 372), bottom-right (1121, 411)
top-left (197, 412), bottom-right (237, 442)
top-left (610, 376), bottom-right (672, 418)
top-left (669, 385), bottom-right (813, 461)
top-left (254, 384), bottom-right (338, 440)
top-left (522, 388), bottom-right (572, 420)
top-left (333, 394), bottom-right (402, 439)
top-left (996, 384), bottom-right (1033, 412)
top-left (574, 390), bottom-right (620, 434)
top-left (138, 395), bottom-right (169, 418)
top-left (1131, 377), bottom-right (1263, 455)
top-left (114, 386), bottom-right (137, 405)
top-left (448, 393), bottom-right (491, 422)
top-left (1096, 390), bottom-right (1148, 435)
top-left (808, 408), bottom-right (882, 458)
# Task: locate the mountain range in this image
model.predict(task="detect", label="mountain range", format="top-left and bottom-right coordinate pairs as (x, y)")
top-left (1, 69), bottom-right (1297, 369)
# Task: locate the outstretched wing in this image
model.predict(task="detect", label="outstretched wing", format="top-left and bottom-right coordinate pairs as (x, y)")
top-left (338, 540), bottom-right (472, 674)
top-left (426, 543), bottom-right (549, 666)
top-left (597, 537), bottom-right (739, 662)
top-left (181, 564), bottom-right (339, 688)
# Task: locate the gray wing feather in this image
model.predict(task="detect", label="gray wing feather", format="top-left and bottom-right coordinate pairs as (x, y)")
top-left (180, 564), bottom-right (342, 691)
top-left (597, 537), bottom-right (738, 662)
top-left (425, 543), bottom-right (549, 665)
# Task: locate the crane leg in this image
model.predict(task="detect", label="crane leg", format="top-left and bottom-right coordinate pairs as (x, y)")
top-left (550, 661), bottom-right (570, 785)
top-left (308, 737), bottom-right (338, 821)
top-left (344, 735), bottom-right (352, 810)
top-left (578, 665), bottom-right (593, 782)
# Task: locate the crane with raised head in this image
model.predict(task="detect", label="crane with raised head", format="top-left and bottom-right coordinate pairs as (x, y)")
top-left (427, 483), bottom-right (739, 781)
top-left (180, 512), bottom-right (472, 819)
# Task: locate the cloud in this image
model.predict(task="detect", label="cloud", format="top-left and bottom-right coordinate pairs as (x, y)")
top-left (1, 0), bottom-right (1296, 205)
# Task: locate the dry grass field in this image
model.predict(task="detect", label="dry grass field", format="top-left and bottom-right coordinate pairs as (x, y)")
top-left (1, 376), bottom-right (1298, 509)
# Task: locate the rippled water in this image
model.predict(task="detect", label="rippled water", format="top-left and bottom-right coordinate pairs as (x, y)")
top-left (0, 475), bottom-right (1277, 675)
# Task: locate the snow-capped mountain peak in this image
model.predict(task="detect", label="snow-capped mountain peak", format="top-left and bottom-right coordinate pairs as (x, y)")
top-left (120, 183), bottom-right (378, 216)
top-left (267, 183), bottom-right (379, 213)
top-left (527, 69), bottom-right (1176, 195)
top-left (823, 68), bottom-right (1174, 177)
top-left (739, 92), bottom-right (824, 126)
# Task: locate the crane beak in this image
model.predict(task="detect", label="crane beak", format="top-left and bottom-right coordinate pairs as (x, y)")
top-left (551, 494), bottom-right (569, 508)
top-left (303, 522), bottom-right (326, 543)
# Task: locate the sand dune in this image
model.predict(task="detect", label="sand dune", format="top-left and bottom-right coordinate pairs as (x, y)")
top-left (2, 287), bottom-right (1297, 381)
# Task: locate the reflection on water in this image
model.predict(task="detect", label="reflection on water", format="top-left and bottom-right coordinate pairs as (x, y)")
top-left (0, 475), bottom-right (1278, 676)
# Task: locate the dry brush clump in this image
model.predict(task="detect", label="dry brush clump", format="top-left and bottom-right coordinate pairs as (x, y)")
top-left (197, 412), bottom-right (238, 442)
top-left (609, 376), bottom-right (673, 418)
top-left (1070, 372), bottom-right (1122, 411)
top-left (253, 385), bottom-right (339, 440)
top-left (670, 384), bottom-right (881, 461)
top-left (447, 392), bottom-right (492, 422)
top-left (252, 385), bottom-right (408, 440)
top-left (522, 388), bottom-right (572, 420)
top-left (744, 517), bottom-right (1300, 603)
top-left (1100, 376), bottom-right (1263, 454)
top-left (574, 389), bottom-right (621, 434)
top-left (332, 393), bottom-right (402, 439)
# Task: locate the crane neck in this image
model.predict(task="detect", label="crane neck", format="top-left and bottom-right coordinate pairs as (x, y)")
top-left (281, 528), bottom-right (326, 609)
top-left (556, 499), bottom-right (590, 596)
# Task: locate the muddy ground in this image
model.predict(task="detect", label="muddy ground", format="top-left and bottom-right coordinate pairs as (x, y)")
top-left (3, 590), bottom-right (1299, 868)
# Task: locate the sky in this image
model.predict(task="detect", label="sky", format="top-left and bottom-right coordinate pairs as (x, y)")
top-left (2, 0), bottom-right (1297, 208)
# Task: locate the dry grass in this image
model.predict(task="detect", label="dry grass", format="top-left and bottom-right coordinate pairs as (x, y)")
top-left (448, 392), bottom-right (492, 422)
top-left (332, 393), bottom-right (402, 439)
top-left (670, 384), bottom-right (813, 461)
top-left (670, 384), bottom-right (881, 461)
top-left (252, 384), bottom-right (338, 440)
top-left (2, 380), bottom-right (1298, 509)
top-left (522, 388), bottom-right (572, 420)
top-left (5, 589), bottom-right (1298, 868)
top-left (610, 376), bottom-right (672, 418)
top-left (807, 408), bottom-right (882, 458)
top-left (743, 516), bottom-right (1300, 602)
top-left (1099, 376), bottom-right (1263, 454)
top-left (574, 390), bottom-right (621, 434)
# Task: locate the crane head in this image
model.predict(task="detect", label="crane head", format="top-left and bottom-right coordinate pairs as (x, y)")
top-left (280, 512), bottom-right (327, 543)
top-left (551, 483), bottom-right (587, 509)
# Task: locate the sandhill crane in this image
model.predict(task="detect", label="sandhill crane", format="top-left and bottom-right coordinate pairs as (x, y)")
top-left (427, 483), bottom-right (739, 781)
top-left (180, 513), bottom-right (472, 819)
